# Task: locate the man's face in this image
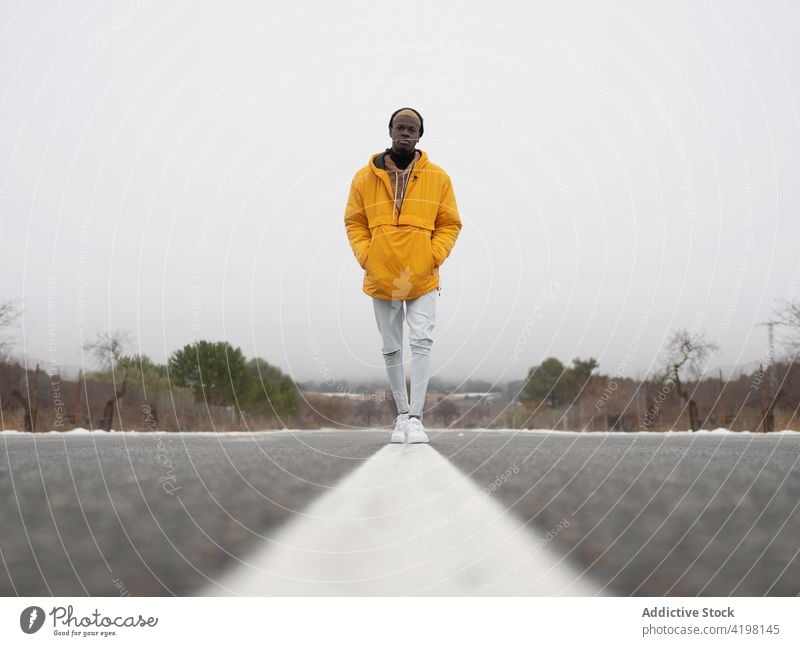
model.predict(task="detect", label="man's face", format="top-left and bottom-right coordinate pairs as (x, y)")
top-left (389, 114), bottom-right (421, 154)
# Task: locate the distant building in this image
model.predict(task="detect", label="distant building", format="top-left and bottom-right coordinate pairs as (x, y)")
top-left (441, 392), bottom-right (504, 403)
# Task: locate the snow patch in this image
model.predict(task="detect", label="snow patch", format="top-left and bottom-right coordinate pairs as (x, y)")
top-left (2, 427), bottom-right (798, 437)
top-left (487, 427), bottom-right (800, 435)
top-left (0, 428), bottom-right (301, 436)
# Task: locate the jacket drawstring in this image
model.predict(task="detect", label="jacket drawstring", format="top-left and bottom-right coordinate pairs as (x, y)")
top-left (392, 164), bottom-right (415, 218)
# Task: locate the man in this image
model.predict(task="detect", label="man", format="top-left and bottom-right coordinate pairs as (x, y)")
top-left (344, 107), bottom-right (462, 444)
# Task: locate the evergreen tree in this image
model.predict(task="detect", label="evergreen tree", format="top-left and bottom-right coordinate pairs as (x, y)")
top-left (239, 357), bottom-right (298, 417)
top-left (168, 341), bottom-right (247, 406)
top-left (521, 356), bottom-right (599, 407)
top-left (522, 357), bottom-right (566, 406)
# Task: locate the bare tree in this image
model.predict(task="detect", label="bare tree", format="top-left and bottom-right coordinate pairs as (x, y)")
top-left (775, 300), bottom-right (800, 353)
top-left (755, 300), bottom-right (800, 432)
top-left (11, 363), bottom-right (40, 433)
top-left (0, 298), bottom-right (23, 359)
top-left (433, 397), bottom-right (459, 428)
top-left (83, 330), bottom-right (131, 430)
top-left (663, 329), bottom-right (719, 431)
top-left (99, 373), bottom-right (128, 431)
top-left (84, 329), bottom-right (131, 370)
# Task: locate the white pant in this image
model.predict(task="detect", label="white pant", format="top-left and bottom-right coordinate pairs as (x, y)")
top-left (372, 288), bottom-right (438, 418)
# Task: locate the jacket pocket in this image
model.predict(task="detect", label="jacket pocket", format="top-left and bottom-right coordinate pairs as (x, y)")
top-left (398, 228), bottom-right (435, 278)
top-left (362, 240), bottom-right (372, 269)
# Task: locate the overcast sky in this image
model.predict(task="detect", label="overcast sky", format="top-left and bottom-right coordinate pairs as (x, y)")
top-left (1, 0), bottom-right (799, 387)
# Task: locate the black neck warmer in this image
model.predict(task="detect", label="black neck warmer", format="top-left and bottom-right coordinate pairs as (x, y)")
top-left (387, 147), bottom-right (416, 170)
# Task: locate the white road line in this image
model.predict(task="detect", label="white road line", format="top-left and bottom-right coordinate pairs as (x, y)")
top-left (201, 444), bottom-right (602, 596)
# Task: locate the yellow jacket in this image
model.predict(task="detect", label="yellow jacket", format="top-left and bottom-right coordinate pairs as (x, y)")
top-left (344, 149), bottom-right (462, 300)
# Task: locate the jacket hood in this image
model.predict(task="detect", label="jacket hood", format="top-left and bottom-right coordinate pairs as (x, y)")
top-left (370, 149), bottom-right (428, 174)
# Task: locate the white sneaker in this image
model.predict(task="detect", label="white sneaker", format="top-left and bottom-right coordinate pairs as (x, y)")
top-left (405, 417), bottom-right (429, 444)
top-left (390, 413), bottom-right (409, 443)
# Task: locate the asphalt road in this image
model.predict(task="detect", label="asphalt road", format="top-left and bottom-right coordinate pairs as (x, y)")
top-left (0, 431), bottom-right (383, 595)
top-left (437, 430), bottom-right (800, 596)
top-left (1, 429), bottom-right (798, 596)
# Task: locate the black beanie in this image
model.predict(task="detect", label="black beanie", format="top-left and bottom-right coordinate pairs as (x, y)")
top-left (388, 107), bottom-right (424, 137)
